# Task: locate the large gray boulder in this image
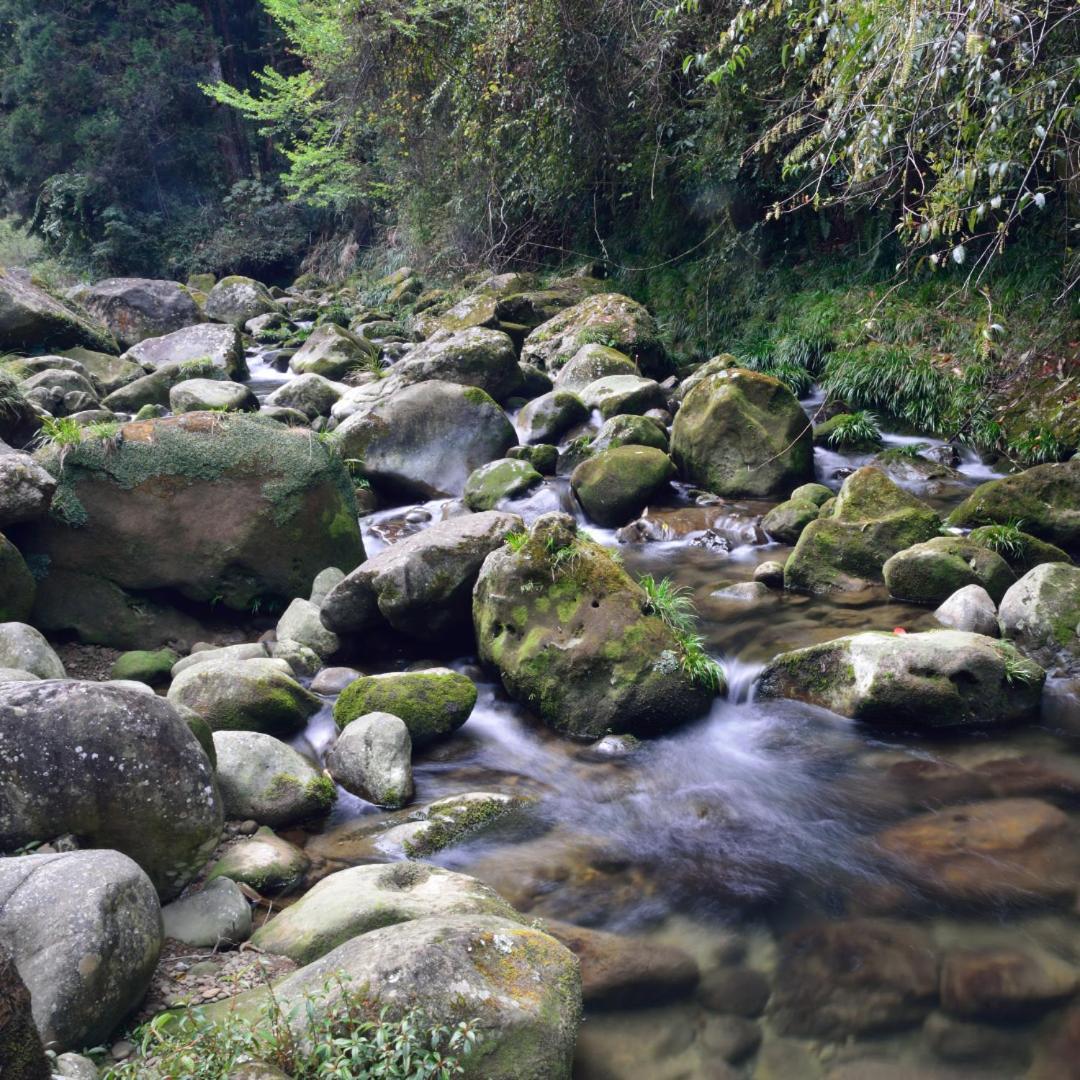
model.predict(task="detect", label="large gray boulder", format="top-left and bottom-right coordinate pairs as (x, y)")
top-left (882, 536), bottom-right (1015, 605)
top-left (473, 513), bottom-right (717, 738)
top-left (552, 343), bottom-right (638, 391)
top-left (203, 914), bottom-right (582, 1080)
top-left (0, 850), bottom-right (162, 1051)
top-left (671, 369), bottom-right (813, 497)
top-left (81, 278), bottom-right (202, 348)
top-left (998, 562), bottom-right (1080, 674)
top-left (276, 597), bottom-right (339, 658)
top-left (203, 276), bottom-right (278, 327)
top-left (0, 681), bottom-right (222, 899)
top-left (395, 326), bottom-right (521, 401)
top-left (334, 380), bottom-right (517, 499)
top-left (212, 730), bottom-right (334, 826)
top-left (0, 445), bottom-right (56, 527)
top-left (0, 940), bottom-right (49, 1078)
top-left (265, 373), bottom-right (343, 419)
top-left (121, 322), bottom-right (247, 380)
top-left (250, 862), bottom-right (519, 964)
top-left (757, 629), bottom-right (1044, 729)
top-left (321, 510), bottom-right (521, 638)
top-left (289, 322), bottom-right (376, 378)
top-left (169, 378), bottom-right (258, 414)
top-left (325, 712), bottom-right (414, 807)
top-left (0, 623), bottom-right (64, 678)
top-left (517, 390), bottom-right (588, 444)
top-left (0, 268), bottom-right (115, 353)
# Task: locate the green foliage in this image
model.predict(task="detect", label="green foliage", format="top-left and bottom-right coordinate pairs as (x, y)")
top-left (639, 574), bottom-right (723, 692)
top-left (34, 415), bottom-right (83, 451)
top-left (996, 647), bottom-right (1043, 686)
top-left (504, 529), bottom-right (529, 554)
top-left (970, 520), bottom-right (1028, 560)
top-left (824, 411), bottom-right (882, 449)
top-left (0, 370), bottom-right (27, 421)
top-left (1005, 422), bottom-right (1071, 465)
top-left (102, 980), bottom-right (480, 1079)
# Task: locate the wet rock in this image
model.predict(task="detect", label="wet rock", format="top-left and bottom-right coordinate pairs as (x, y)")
top-left (122, 322), bottom-right (247, 380)
top-left (784, 468), bottom-right (940, 594)
top-left (518, 389), bottom-right (589, 444)
top-left (464, 458), bottom-right (544, 511)
top-left (0, 850), bottom-right (162, 1051)
top-left (82, 277), bottom-right (202, 347)
top-left (580, 374), bottom-right (667, 419)
top-left (998, 562), bottom-right (1080, 674)
top-left (0, 267), bottom-right (115, 353)
top-left (553, 343), bottom-right (639, 391)
top-left (699, 965), bottom-right (772, 1017)
top-left (169, 377), bottom-right (258, 414)
top-left (883, 536), bottom-right (1015, 605)
top-left (205, 914), bottom-right (581, 1080)
top-left (394, 326), bottom-right (521, 401)
top-left (876, 798), bottom-right (1080, 906)
top-left (761, 499), bottom-right (821, 544)
top-left (791, 481), bottom-right (834, 505)
top-left (378, 791), bottom-right (525, 858)
top-left (207, 826), bottom-right (309, 895)
top-left (325, 711), bottom-right (413, 808)
top-left (275, 597), bottom-right (339, 658)
top-left (571, 445), bottom-right (675, 527)
top-left (265, 372), bottom-right (343, 419)
top-left (0, 939), bottom-right (49, 1078)
top-left (212, 730), bottom-right (334, 826)
top-left (768, 918), bottom-right (939, 1039)
top-left (940, 946), bottom-right (1077, 1018)
top-left (169, 659), bottom-right (320, 735)
top-left (1028, 1003), bottom-right (1080, 1080)
top-left (754, 560), bottom-right (786, 589)
top-left (0, 680), bottom-right (221, 899)
top-left (250, 862), bottom-right (518, 965)
top-left (52, 1053), bottom-right (99, 1080)
top-left (671, 369), bottom-right (813, 498)
top-left (204, 275), bottom-right (278, 327)
top-left (473, 513), bottom-right (717, 738)
top-left (542, 919), bottom-right (699, 1008)
top-left (161, 877), bottom-right (252, 948)
top-left (933, 584), bottom-right (999, 636)
top-left (334, 379), bottom-right (517, 499)
top-left (309, 665), bottom-right (360, 693)
top-left (590, 413), bottom-right (669, 454)
top-left (332, 668), bottom-right (476, 746)
top-left (752, 1036), bottom-right (823, 1080)
top-left (711, 581), bottom-right (772, 602)
top-left (289, 322), bottom-right (377, 378)
top-left (0, 622), bottom-right (64, 678)
top-left (757, 630), bottom-right (1043, 729)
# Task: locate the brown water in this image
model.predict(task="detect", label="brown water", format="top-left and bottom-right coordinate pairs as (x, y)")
top-left (263, 367), bottom-right (1080, 1079)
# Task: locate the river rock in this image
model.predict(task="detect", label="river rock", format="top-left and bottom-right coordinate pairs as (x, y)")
top-left (933, 585), bottom-right (999, 636)
top-left (590, 413), bottom-right (668, 454)
top-left (289, 322), bottom-right (376, 378)
top-left (875, 798), bottom-right (1080, 906)
top-left (250, 862), bottom-right (518, 965)
top-left (265, 373), bottom-right (342, 419)
top-left (204, 276), bottom-right (278, 326)
top-left (333, 668), bottom-right (476, 746)
top-left (784, 468), bottom-right (941, 593)
top-left (110, 647), bottom-right (179, 686)
top-left (522, 291), bottom-right (668, 379)
top-left (571, 445), bottom-right (674, 527)
top-left (325, 712), bottom-right (413, 807)
top-left (0, 622), bottom-right (64, 678)
top-left (998, 562), bottom-right (1080, 674)
top-left (161, 876), bottom-right (252, 948)
top-left (940, 946), bottom-right (1077, 1018)
top-left (82, 277), bottom-right (202, 347)
top-left (0, 940), bottom-right (49, 1078)
top-left (947, 458), bottom-right (1080, 549)
top-left (464, 458), bottom-right (543, 511)
top-left (334, 380), bottom-right (517, 499)
top-left (580, 374), bottom-right (667, 420)
top-left (58, 346), bottom-right (145, 393)
top-left (768, 919), bottom-right (938, 1039)
top-left (207, 827), bottom-right (309, 895)
top-left (100, 356), bottom-right (222, 412)
top-left (394, 326), bottom-right (521, 401)
top-left (204, 914), bottom-right (582, 1080)
top-left (671, 369), bottom-right (813, 498)
top-left (122, 322), bottom-right (247, 380)
top-left (320, 510), bottom-right (521, 638)
top-left (0, 680), bottom-right (221, 898)
top-left (757, 630), bottom-right (1043, 728)
top-left (761, 498), bottom-right (821, 545)
top-left (169, 658), bottom-right (321, 735)
top-left (883, 536), bottom-right (1015, 605)
top-left (22, 413), bottom-right (363, 646)
top-left (0, 267), bottom-right (115, 352)
top-left (169, 378), bottom-right (258, 414)
top-left (275, 597), bottom-right (339, 658)
top-left (0, 850), bottom-right (162, 1051)
top-left (553, 343), bottom-right (639, 391)
top-left (0, 447), bottom-right (55, 527)
top-left (517, 389), bottom-right (589, 443)
top-left (212, 730), bottom-right (334, 826)
top-left (473, 512), bottom-right (716, 738)
top-left (0, 537), bottom-right (34, 622)
top-left (379, 791), bottom-right (525, 857)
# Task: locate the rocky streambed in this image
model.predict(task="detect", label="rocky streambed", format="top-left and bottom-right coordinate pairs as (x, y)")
top-left (1, 266), bottom-right (1080, 1079)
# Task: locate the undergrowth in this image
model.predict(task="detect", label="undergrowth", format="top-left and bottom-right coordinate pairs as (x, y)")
top-left (824, 411), bottom-right (881, 449)
top-left (639, 574), bottom-right (723, 693)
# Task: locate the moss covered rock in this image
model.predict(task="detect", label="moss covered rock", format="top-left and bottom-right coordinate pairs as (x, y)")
top-left (968, 525), bottom-right (1074, 574)
top-left (580, 374), bottom-right (666, 419)
top-left (395, 326), bottom-right (521, 402)
top-left (757, 629), bottom-right (1044, 728)
top-left (589, 413), bottom-right (669, 454)
top-left (670, 369), bottom-right (813, 498)
top-left (473, 512), bottom-right (716, 739)
top-left (673, 353), bottom-right (739, 401)
top-left (333, 668), bottom-right (477, 747)
top-left (169, 377), bottom-right (258, 414)
top-left (761, 499), bottom-right (821, 545)
top-left (508, 443), bottom-right (559, 474)
top-left (20, 413), bottom-right (363, 645)
top-left (784, 467), bottom-right (940, 594)
top-left (207, 826), bottom-right (309, 895)
top-left (998, 562), bottom-right (1080, 674)
top-left (552, 343), bottom-right (639, 391)
top-left (381, 791), bottom-right (528, 858)
top-left (883, 536), bottom-right (1015, 605)
top-left (790, 482), bottom-right (834, 506)
top-left (0, 268), bottom-right (115, 353)
top-left (110, 647), bottom-right (179, 686)
top-left (265, 372), bottom-right (342, 419)
top-left (204, 275), bottom-right (278, 327)
top-left (813, 413), bottom-right (882, 452)
top-left (122, 322), bottom-right (247, 380)
top-left (570, 445), bottom-right (674, 527)
top-left (464, 458), bottom-right (543, 511)
top-left (517, 389), bottom-right (588, 444)
top-left (289, 322), bottom-right (377, 379)
top-left (947, 459), bottom-right (1080, 549)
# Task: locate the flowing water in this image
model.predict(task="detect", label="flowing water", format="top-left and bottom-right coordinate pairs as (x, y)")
top-left (242, 341), bottom-right (1080, 1078)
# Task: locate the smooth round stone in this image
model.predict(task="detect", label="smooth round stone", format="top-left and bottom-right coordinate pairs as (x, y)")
top-left (161, 876), bottom-right (252, 948)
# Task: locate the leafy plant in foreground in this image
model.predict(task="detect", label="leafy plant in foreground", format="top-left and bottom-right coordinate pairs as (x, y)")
top-left (825, 411), bottom-right (882, 449)
top-left (639, 574), bottom-right (723, 692)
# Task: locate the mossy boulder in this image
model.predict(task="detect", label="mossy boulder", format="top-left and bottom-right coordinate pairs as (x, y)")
top-left (122, 322), bottom-right (247, 380)
top-left (670, 369), bottom-right (813, 498)
top-left (757, 629), bottom-right (1044, 728)
top-left (395, 326), bottom-right (521, 402)
top-left (946, 459), bottom-right (1080, 550)
top-left (998, 562), bottom-right (1080, 675)
top-left (110, 647), bottom-right (179, 686)
top-left (508, 443), bottom-right (558, 474)
top-left (552, 343), bottom-right (639, 391)
top-left (289, 322), bottom-right (377, 379)
top-left (204, 275), bottom-right (278, 326)
top-left (0, 535), bottom-right (34, 621)
top-left (0, 267), bottom-right (115, 353)
top-left (580, 374), bottom-right (666, 419)
top-left (81, 277), bottom-right (202, 348)
top-left (517, 389), bottom-right (588, 444)
top-left (882, 536), bottom-right (1015, 605)
top-left (207, 826), bottom-right (309, 895)
top-left (169, 378), bottom-right (258, 414)
top-left (381, 791), bottom-right (527, 858)
top-left (168, 657), bottom-right (321, 735)
top-left (784, 467), bottom-right (941, 594)
top-left (57, 346), bottom-right (144, 393)
top-left (673, 353), bottom-right (739, 401)
top-left (464, 458), bottom-right (543, 511)
top-left (265, 373), bottom-right (342, 419)
top-left (968, 525), bottom-right (1074, 574)
top-left (101, 357), bottom-right (228, 412)
top-left (250, 862), bottom-right (520, 965)
top-left (790, 482), bottom-right (833, 505)
top-left (589, 413), bottom-right (669, 454)
top-left (570, 445), bottom-right (674, 527)
top-left (870, 447), bottom-right (966, 495)
top-left (20, 413), bottom-right (363, 645)
top-left (473, 512), bottom-right (717, 739)
top-left (333, 668), bottom-right (477, 747)
top-left (761, 499), bottom-right (822, 545)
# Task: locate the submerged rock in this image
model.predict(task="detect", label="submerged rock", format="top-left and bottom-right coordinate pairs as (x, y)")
top-left (998, 562), bottom-right (1080, 674)
top-left (940, 946), bottom-right (1077, 1019)
top-left (882, 536), bottom-right (1015, 605)
top-left (0, 850), bottom-right (162, 1052)
top-left (757, 630), bottom-right (1043, 728)
top-left (671, 369), bottom-right (813, 498)
top-left (0, 680), bottom-right (221, 899)
top-left (473, 512), bottom-right (717, 738)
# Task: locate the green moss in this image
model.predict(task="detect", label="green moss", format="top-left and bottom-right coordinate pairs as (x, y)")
top-left (306, 774), bottom-right (338, 810)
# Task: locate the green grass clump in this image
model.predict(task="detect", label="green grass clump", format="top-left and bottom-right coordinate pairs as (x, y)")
top-left (825, 410), bottom-right (881, 449)
top-left (0, 370), bottom-right (28, 421)
top-left (639, 574), bottom-right (723, 692)
top-left (969, 521), bottom-right (1027, 561)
